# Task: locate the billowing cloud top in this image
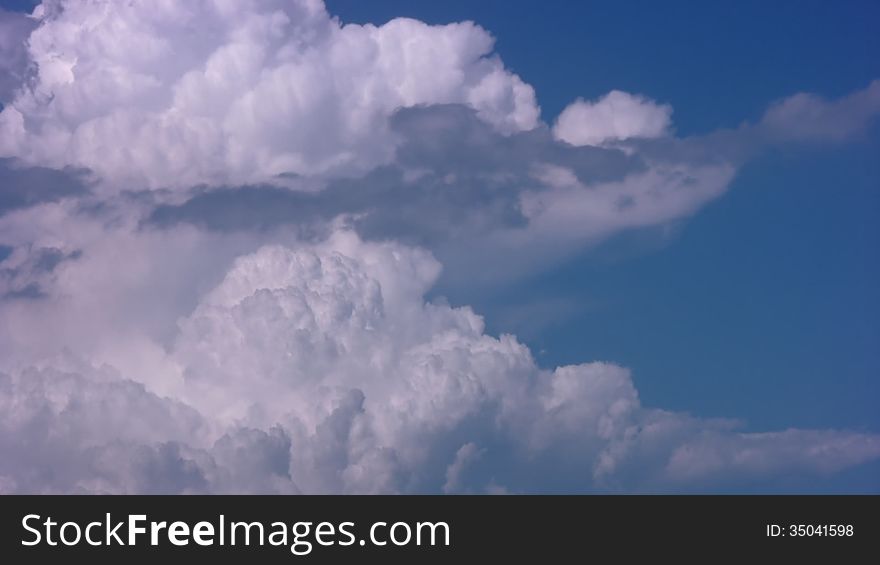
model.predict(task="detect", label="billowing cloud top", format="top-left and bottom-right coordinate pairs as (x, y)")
top-left (0, 0), bottom-right (878, 493)
top-left (0, 0), bottom-right (537, 188)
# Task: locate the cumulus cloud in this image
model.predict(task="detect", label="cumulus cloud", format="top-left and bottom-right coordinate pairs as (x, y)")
top-left (0, 0), bottom-right (873, 285)
top-left (0, 0), bottom-right (878, 494)
top-left (553, 90), bottom-right (673, 146)
top-left (0, 0), bottom-right (537, 189)
top-left (0, 363), bottom-right (298, 494)
top-left (1, 231), bottom-right (879, 493)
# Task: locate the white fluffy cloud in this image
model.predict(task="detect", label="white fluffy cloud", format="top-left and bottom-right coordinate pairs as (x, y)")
top-left (0, 0), bottom-right (538, 189)
top-left (553, 90), bottom-right (672, 146)
top-left (0, 362), bottom-right (299, 494)
top-left (1, 228), bottom-right (878, 493)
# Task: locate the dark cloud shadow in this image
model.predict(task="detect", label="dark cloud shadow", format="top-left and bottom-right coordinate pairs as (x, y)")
top-left (0, 158), bottom-right (91, 216)
top-left (148, 104), bottom-right (642, 248)
top-left (0, 7), bottom-right (36, 104)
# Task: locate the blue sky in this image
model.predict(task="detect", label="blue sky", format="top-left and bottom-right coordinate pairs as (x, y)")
top-left (0, 0), bottom-right (877, 493)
